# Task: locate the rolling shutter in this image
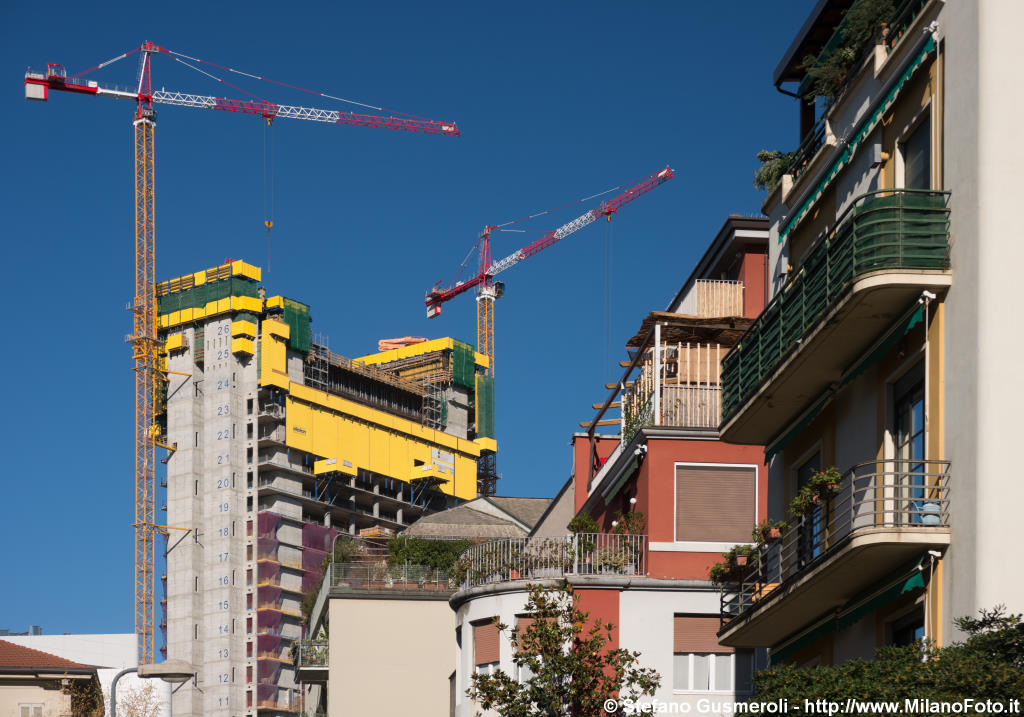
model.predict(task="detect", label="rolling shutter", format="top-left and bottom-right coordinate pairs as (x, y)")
top-left (674, 615), bottom-right (733, 654)
top-left (676, 465), bottom-right (755, 542)
top-left (474, 620), bottom-right (500, 665)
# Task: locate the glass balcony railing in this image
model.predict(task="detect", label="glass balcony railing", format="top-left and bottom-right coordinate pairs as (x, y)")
top-left (722, 189), bottom-right (950, 423)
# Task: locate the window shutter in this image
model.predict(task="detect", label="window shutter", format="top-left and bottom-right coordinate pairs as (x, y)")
top-left (676, 465), bottom-right (755, 542)
top-left (474, 620), bottom-right (500, 665)
top-left (515, 616), bottom-right (535, 653)
top-left (674, 615), bottom-right (733, 654)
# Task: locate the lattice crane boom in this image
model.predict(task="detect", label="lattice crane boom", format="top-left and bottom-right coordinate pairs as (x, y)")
top-left (25, 41), bottom-right (459, 665)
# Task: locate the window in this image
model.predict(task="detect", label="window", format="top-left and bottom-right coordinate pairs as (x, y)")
top-left (247, 398), bottom-right (254, 415)
top-left (19, 705), bottom-right (43, 717)
top-left (796, 451), bottom-right (823, 565)
top-left (673, 616), bottom-right (750, 693)
top-left (891, 607), bottom-right (925, 647)
top-left (675, 465), bottom-right (756, 543)
top-left (473, 618), bottom-right (500, 674)
top-left (901, 115), bottom-right (931, 190)
top-left (895, 367), bottom-right (927, 524)
top-left (516, 615), bottom-right (537, 683)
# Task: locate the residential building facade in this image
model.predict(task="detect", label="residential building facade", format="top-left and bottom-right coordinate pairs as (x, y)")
top-left (450, 217), bottom-right (773, 714)
top-left (717, 0), bottom-right (1024, 665)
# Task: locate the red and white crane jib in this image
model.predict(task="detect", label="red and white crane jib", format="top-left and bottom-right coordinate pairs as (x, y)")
top-left (24, 70), bottom-right (460, 135)
top-left (424, 165), bottom-right (674, 316)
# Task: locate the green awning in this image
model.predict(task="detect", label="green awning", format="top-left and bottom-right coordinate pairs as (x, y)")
top-left (840, 303), bottom-right (923, 388)
top-left (780, 36), bottom-right (936, 244)
top-left (772, 558), bottom-right (926, 663)
top-left (604, 456), bottom-right (639, 505)
top-left (765, 393), bottom-right (832, 463)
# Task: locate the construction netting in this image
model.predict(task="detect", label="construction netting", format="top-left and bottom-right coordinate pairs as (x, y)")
top-left (257, 659), bottom-right (282, 684)
top-left (257, 585), bottom-right (282, 610)
top-left (258, 562), bottom-right (280, 584)
top-left (475, 374), bottom-right (495, 438)
top-left (302, 571), bottom-right (322, 594)
top-left (257, 512), bottom-right (282, 539)
top-left (302, 548), bottom-right (327, 574)
top-left (257, 609), bottom-right (283, 633)
top-left (302, 523), bottom-right (337, 552)
top-left (257, 633), bottom-right (284, 658)
top-left (452, 340), bottom-right (476, 388)
top-left (280, 298), bottom-right (311, 353)
top-left (257, 538), bottom-right (280, 562)
top-left (156, 277), bottom-right (259, 314)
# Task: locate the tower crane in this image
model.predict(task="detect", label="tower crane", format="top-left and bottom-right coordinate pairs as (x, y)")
top-left (24, 41), bottom-right (460, 665)
top-left (424, 166), bottom-right (673, 495)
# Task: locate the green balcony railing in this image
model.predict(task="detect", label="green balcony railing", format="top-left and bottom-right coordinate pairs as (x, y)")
top-left (722, 189), bottom-right (950, 422)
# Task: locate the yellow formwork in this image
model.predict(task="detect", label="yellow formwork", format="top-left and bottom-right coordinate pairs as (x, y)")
top-left (156, 260), bottom-right (262, 296)
top-left (165, 333), bottom-right (186, 352)
top-left (285, 384), bottom-right (479, 500)
top-left (259, 320), bottom-right (290, 389)
top-left (356, 337), bottom-right (490, 370)
top-left (232, 337), bottom-right (255, 356)
top-left (231, 320), bottom-right (257, 338)
top-left (159, 295), bottom-right (264, 331)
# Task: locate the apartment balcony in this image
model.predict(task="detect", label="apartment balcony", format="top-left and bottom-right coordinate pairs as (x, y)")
top-left (677, 279), bottom-right (745, 318)
top-left (718, 459), bottom-right (950, 648)
top-left (721, 189), bottom-right (950, 445)
top-left (294, 639), bottom-right (328, 684)
top-left (457, 533), bottom-right (647, 590)
top-left (621, 340), bottom-right (725, 438)
top-left (329, 561), bottom-right (456, 595)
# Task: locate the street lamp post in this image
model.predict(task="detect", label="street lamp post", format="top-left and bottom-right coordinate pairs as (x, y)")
top-left (110, 660), bottom-right (194, 717)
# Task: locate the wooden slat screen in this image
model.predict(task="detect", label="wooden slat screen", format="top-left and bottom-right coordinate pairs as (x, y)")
top-left (474, 619), bottom-right (500, 665)
top-left (674, 615), bottom-right (733, 653)
top-left (676, 464), bottom-right (755, 542)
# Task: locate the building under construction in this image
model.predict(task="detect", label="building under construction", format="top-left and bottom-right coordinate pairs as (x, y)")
top-left (157, 260), bottom-right (496, 716)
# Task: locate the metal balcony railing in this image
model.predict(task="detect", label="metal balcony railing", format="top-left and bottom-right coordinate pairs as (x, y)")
top-left (720, 459), bottom-right (950, 624)
top-left (294, 640), bottom-right (328, 669)
top-left (722, 189), bottom-right (950, 422)
top-left (457, 534), bottom-right (647, 590)
top-left (329, 562), bottom-right (456, 594)
top-left (785, 113), bottom-right (828, 182)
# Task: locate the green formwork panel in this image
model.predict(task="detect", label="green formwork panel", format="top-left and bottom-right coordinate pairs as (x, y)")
top-left (157, 277), bottom-right (259, 314)
top-left (453, 342), bottom-right (476, 389)
top-left (440, 396), bottom-right (448, 427)
top-left (234, 312), bottom-right (260, 325)
top-left (475, 374), bottom-right (495, 439)
top-left (281, 298), bottom-right (311, 354)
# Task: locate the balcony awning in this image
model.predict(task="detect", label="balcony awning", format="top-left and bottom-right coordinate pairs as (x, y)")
top-left (770, 558), bottom-right (925, 663)
top-left (779, 35), bottom-right (936, 245)
top-left (765, 302), bottom-right (923, 461)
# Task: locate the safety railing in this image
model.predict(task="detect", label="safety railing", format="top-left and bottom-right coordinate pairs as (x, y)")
top-left (722, 189), bottom-right (950, 422)
top-left (294, 640), bottom-right (329, 669)
top-left (785, 113), bottom-right (829, 182)
top-left (457, 534), bottom-right (647, 590)
top-left (720, 459), bottom-right (950, 623)
top-left (329, 562), bottom-right (456, 594)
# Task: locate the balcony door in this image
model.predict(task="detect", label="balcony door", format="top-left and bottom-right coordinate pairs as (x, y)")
top-left (796, 452), bottom-right (823, 566)
top-left (895, 374), bottom-right (927, 524)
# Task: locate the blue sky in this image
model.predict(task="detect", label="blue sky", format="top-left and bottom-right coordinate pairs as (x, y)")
top-left (1, 1), bottom-right (809, 635)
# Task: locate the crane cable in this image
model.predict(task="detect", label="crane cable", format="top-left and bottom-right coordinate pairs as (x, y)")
top-left (264, 118), bottom-right (274, 273)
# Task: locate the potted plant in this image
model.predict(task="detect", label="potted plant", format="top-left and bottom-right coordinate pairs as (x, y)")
top-left (709, 544), bottom-right (759, 586)
top-left (752, 519), bottom-right (789, 547)
top-left (789, 467), bottom-right (843, 519)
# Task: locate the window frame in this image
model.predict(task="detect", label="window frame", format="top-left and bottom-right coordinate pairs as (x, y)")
top-left (895, 101), bottom-right (933, 190)
top-left (668, 461), bottom-right (759, 552)
top-left (672, 651), bottom-right (754, 695)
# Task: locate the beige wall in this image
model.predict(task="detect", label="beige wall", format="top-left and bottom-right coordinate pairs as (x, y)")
top-left (328, 597), bottom-right (454, 717)
top-left (0, 680), bottom-right (75, 716)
